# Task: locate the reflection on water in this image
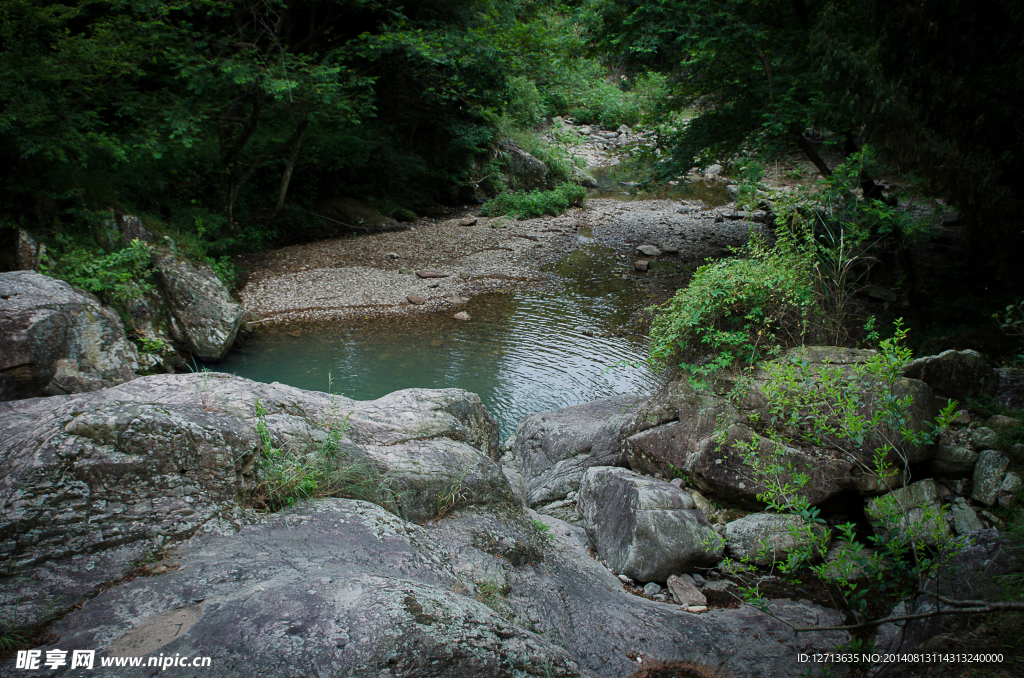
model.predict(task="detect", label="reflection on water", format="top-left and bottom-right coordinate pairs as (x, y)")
top-left (588, 165), bottom-right (732, 205)
top-left (211, 241), bottom-right (662, 438)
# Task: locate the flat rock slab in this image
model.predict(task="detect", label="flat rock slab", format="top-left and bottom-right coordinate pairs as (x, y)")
top-left (415, 270), bottom-right (449, 278)
top-left (0, 373), bottom-right (503, 629)
top-left (407, 293), bottom-right (426, 305)
top-left (38, 500), bottom-right (586, 678)
top-left (20, 500), bottom-right (852, 677)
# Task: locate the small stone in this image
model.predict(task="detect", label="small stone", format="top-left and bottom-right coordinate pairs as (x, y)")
top-left (453, 311), bottom-right (471, 321)
top-left (617, 574), bottom-right (634, 586)
top-left (972, 449), bottom-right (1010, 506)
top-left (385, 252), bottom-right (400, 259)
top-left (636, 245), bottom-right (661, 257)
top-left (643, 582), bottom-right (661, 597)
top-left (578, 125), bottom-right (593, 135)
top-left (459, 271), bottom-right (471, 280)
top-left (691, 574), bottom-right (706, 587)
top-left (415, 270), bottom-right (449, 279)
top-left (617, 125), bottom-right (632, 134)
top-left (953, 410), bottom-right (972, 426)
top-left (704, 163), bottom-right (723, 176)
top-left (490, 219), bottom-right (508, 229)
top-left (407, 294), bottom-right (426, 305)
top-left (972, 427), bottom-right (999, 451)
top-left (634, 260), bottom-right (649, 272)
top-left (666, 574), bottom-right (706, 606)
top-left (669, 478), bottom-right (684, 489)
top-left (458, 217), bottom-right (478, 227)
top-left (997, 472), bottom-right (1022, 509)
top-left (686, 605), bottom-right (708, 613)
top-left (399, 267), bottom-right (412, 275)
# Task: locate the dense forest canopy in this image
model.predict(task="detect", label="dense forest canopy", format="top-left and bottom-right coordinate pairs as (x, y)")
top-left (2, 0), bottom-right (1022, 287)
top-left (593, 0), bottom-right (1024, 278)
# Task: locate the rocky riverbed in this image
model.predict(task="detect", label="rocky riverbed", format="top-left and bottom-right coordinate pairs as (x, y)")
top-left (237, 198), bottom-right (764, 325)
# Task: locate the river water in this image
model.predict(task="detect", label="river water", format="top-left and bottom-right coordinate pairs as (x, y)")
top-left (210, 175), bottom-right (727, 438)
top-left (211, 235), bottom-right (661, 438)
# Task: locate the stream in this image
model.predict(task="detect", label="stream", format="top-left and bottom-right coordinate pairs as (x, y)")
top-left (209, 173), bottom-right (728, 438)
top-left (212, 234), bottom-right (661, 438)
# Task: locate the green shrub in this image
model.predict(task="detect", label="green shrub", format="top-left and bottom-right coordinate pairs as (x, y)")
top-left (42, 236), bottom-right (156, 311)
top-left (543, 60), bottom-right (667, 128)
top-left (727, 327), bottom-right (970, 640)
top-left (481, 182), bottom-right (587, 220)
top-left (648, 231), bottom-right (817, 381)
top-left (506, 76), bottom-right (544, 128)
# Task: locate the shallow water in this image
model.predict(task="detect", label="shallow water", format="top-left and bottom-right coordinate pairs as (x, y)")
top-left (588, 165), bottom-right (732, 205)
top-left (211, 239), bottom-right (662, 438)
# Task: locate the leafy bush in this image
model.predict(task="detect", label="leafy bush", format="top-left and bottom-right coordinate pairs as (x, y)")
top-left (544, 60), bottom-right (667, 128)
top-left (481, 182), bottom-right (587, 220)
top-left (724, 327), bottom-right (986, 644)
top-left (42, 237), bottom-right (155, 310)
top-left (648, 231), bottom-right (817, 381)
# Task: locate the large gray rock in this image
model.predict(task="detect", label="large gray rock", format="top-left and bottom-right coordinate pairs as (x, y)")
top-left (724, 513), bottom-right (828, 566)
top-left (686, 423), bottom-right (856, 507)
top-left (16, 230), bottom-right (44, 270)
top-left (950, 497), bottom-right (984, 536)
top-left (499, 138), bottom-right (548, 191)
top-left (623, 347), bottom-right (938, 508)
top-left (865, 478), bottom-right (951, 545)
top-left (0, 271), bottom-right (139, 400)
top-left (997, 471), bottom-right (1022, 509)
top-left (153, 251), bottom-right (243, 361)
top-left (996, 367), bottom-right (1024, 410)
top-left (578, 466), bottom-right (721, 582)
top-left (14, 500), bottom-right (853, 678)
top-left (903, 349), bottom-right (997, 402)
top-left (502, 395), bottom-right (644, 507)
top-left (0, 374), bottom-right (507, 630)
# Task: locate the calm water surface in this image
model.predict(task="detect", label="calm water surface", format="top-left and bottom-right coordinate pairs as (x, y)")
top-left (211, 237), bottom-right (663, 438)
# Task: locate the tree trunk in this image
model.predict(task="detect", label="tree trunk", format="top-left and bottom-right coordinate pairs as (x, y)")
top-left (275, 117), bottom-right (309, 212)
top-left (792, 130), bottom-right (832, 178)
top-left (224, 116), bottom-right (311, 231)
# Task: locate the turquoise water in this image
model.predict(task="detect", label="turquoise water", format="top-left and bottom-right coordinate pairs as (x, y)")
top-left (210, 239), bottom-right (662, 438)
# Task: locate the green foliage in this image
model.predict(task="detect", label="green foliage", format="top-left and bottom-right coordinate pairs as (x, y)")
top-left (436, 467), bottom-right (471, 520)
top-left (249, 400), bottom-right (394, 513)
top-left (41, 235), bottom-right (154, 309)
top-left (729, 324), bottom-right (970, 632)
top-left (531, 518), bottom-right (554, 540)
top-left (648, 230), bottom-right (817, 381)
top-left (481, 182), bottom-right (587, 220)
